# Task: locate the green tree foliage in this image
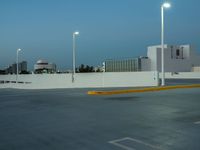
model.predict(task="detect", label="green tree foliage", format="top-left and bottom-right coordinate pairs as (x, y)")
top-left (20, 70), bottom-right (30, 74)
top-left (78, 64), bottom-right (95, 73)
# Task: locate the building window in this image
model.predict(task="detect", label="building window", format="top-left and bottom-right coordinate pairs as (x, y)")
top-left (176, 49), bottom-right (180, 57)
top-left (171, 46), bottom-right (173, 59)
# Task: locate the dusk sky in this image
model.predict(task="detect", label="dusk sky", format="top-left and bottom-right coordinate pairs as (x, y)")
top-left (0, 0), bottom-right (200, 70)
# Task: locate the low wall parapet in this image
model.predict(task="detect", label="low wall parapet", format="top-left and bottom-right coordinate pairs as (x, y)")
top-left (0, 72), bottom-right (159, 89)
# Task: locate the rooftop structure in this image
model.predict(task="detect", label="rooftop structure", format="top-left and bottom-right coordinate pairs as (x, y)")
top-left (103, 44), bottom-right (200, 73)
top-left (34, 60), bottom-right (56, 74)
top-left (147, 45), bottom-right (200, 72)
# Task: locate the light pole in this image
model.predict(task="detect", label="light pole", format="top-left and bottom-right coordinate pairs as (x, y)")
top-left (161, 2), bottom-right (171, 86)
top-left (16, 48), bottom-right (22, 83)
top-left (72, 31), bottom-right (79, 82)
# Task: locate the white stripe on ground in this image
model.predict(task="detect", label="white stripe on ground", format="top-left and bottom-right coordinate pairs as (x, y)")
top-left (194, 121), bottom-right (200, 124)
top-left (109, 137), bottom-right (163, 150)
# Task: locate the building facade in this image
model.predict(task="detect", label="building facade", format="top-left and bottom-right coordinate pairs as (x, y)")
top-left (104, 44), bottom-right (200, 73)
top-left (105, 57), bottom-right (150, 72)
top-left (5, 61), bottom-right (27, 74)
top-left (34, 60), bottom-right (56, 73)
top-left (147, 45), bottom-right (200, 72)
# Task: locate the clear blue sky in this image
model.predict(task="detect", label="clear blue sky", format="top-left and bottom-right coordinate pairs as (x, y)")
top-left (0, 0), bottom-right (200, 70)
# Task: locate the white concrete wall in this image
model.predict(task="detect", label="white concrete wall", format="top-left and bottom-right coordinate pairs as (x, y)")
top-left (159, 72), bottom-right (200, 79)
top-left (0, 72), bottom-right (159, 89)
top-left (147, 46), bottom-right (160, 71)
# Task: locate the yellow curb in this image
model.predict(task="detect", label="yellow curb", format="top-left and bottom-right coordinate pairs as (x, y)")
top-left (87, 84), bottom-right (200, 95)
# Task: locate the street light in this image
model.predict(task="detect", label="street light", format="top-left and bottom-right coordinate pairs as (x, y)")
top-left (16, 48), bottom-right (22, 83)
top-left (161, 2), bottom-right (171, 86)
top-left (72, 31), bottom-right (79, 82)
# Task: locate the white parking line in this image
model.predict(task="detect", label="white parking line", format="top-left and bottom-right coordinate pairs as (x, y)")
top-left (109, 142), bottom-right (136, 150)
top-left (109, 137), bottom-right (136, 150)
top-left (194, 121), bottom-right (200, 124)
top-left (109, 137), bottom-right (130, 143)
top-left (109, 137), bottom-right (163, 150)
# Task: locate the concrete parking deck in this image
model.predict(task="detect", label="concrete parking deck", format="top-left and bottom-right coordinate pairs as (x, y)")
top-left (0, 80), bottom-right (200, 150)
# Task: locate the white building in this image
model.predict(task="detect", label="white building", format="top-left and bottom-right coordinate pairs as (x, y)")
top-left (147, 45), bottom-right (200, 72)
top-left (34, 60), bottom-right (56, 73)
top-left (102, 44), bottom-right (199, 73)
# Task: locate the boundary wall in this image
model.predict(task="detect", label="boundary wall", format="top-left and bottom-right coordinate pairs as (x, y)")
top-left (159, 72), bottom-right (200, 79)
top-left (0, 72), bottom-right (158, 89)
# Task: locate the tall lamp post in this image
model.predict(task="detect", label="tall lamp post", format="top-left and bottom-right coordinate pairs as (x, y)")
top-left (72, 31), bottom-right (79, 82)
top-left (161, 2), bottom-right (171, 86)
top-left (16, 48), bottom-right (22, 83)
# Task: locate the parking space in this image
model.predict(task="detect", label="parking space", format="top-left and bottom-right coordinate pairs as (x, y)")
top-left (0, 81), bottom-right (200, 150)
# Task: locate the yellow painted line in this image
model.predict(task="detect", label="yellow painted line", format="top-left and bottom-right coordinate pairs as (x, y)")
top-left (87, 84), bottom-right (200, 95)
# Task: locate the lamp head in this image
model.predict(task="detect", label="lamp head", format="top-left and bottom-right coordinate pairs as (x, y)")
top-left (74, 31), bottom-right (79, 35)
top-left (162, 2), bottom-right (171, 8)
top-left (17, 48), bottom-right (21, 52)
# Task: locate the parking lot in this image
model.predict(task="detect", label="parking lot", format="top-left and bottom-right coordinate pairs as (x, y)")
top-left (0, 80), bottom-right (200, 150)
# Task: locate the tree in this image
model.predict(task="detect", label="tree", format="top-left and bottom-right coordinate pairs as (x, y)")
top-left (78, 64), bottom-right (85, 72)
top-left (20, 70), bottom-right (30, 74)
top-left (0, 70), bottom-right (6, 75)
top-left (78, 64), bottom-right (95, 73)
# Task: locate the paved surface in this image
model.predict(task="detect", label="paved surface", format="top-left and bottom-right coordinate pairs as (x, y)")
top-left (0, 80), bottom-right (200, 150)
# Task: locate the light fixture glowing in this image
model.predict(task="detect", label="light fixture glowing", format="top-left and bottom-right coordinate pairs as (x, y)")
top-left (74, 31), bottom-right (79, 35)
top-left (162, 2), bottom-right (171, 8)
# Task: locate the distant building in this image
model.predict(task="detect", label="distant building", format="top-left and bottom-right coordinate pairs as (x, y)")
top-left (34, 60), bottom-right (56, 73)
top-left (104, 44), bottom-right (200, 73)
top-left (147, 45), bottom-right (200, 72)
top-left (19, 61), bottom-right (28, 73)
top-left (104, 57), bottom-right (150, 72)
top-left (5, 61), bottom-right (27, 74)
top-left (11, 63), bottom-right (17, 74)
top-left (5, 66), bottom-right (12, 74)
